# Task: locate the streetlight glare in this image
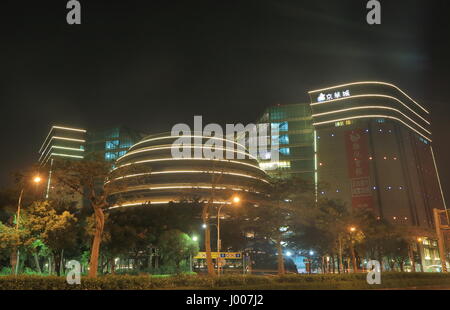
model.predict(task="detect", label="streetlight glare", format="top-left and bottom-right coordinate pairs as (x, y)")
top-left (349, 226), bottom-right (356, 232)
top-left (232, 195), bottom-right (240, 204)
top-left (202, 223), bottom-right (207, 229)
top-left (192, 236), bottom-right (198, 242)
top-left (33, 176), bottom-right (42, 184)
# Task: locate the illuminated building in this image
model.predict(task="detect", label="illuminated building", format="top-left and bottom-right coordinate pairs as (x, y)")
top-left (106, 132), bottom-right (270, 209)
top-left (257, 103), bottom-right (315, 180)
top-left (38, 125), bottom-right (87, 199)
top-left (86, 126), bottom-right (147, 161)
top-left (308, 81), bottom-right (446, 229)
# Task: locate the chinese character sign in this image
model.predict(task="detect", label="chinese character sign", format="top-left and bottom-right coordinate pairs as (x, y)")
top-left (345, 129), bottom-right (373, 210)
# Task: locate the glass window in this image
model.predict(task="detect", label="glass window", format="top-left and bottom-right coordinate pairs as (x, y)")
top-left (279, 135), bottom-right (289, 145)
top-left (280, 148), bottom-right (290, 155)
top-left (105, 140), bottom-right (120, 150)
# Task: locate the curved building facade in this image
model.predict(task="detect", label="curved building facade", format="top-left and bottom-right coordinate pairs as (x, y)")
top-left (106, 132), bottom-right (270, 209)
top-left (308, 81), bottom-right (446, 229)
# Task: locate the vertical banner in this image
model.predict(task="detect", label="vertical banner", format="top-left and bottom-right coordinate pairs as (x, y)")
top-left (345, 129), bottom-right (373, 210)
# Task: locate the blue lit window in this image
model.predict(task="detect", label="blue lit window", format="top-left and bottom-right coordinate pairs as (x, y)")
top-left (120, 142), bottom-right (132, 149)
top-left (105, 152), bottom-right (118, 161)
top-left (105, 140), bottom-right (119, 150)
top-left (271, 122), bottom-right (288, 132)
top-left (376, 119), bottom-right (385, 124)
top-left (279, 135), bottom-right (289, 145)
top-left (280, 148), bottom-right (290, 155)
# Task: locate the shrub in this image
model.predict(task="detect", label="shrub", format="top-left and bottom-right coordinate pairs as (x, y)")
top-left (1, 272), bottom-right (450, 290)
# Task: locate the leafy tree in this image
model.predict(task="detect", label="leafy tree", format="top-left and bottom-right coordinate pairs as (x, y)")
top-left (23, 200), bottom-right (78, 275)
top-left (51, 153), bottom-right (147, 277)
top-left (158, 229), bottom-right (199, 273)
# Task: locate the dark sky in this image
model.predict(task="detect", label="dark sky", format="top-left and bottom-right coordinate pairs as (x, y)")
top-left (1, 0), bottom-right (449, 201)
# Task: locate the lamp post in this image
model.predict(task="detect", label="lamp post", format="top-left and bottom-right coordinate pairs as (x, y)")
top-left (348, 226), bottom-right (358, 273)
top-left (216, 195), bottom-right (240, 275)
top-left (190, 235), bottom-right (198, 273)
top-left (14, 175), bottom-right (43, 275)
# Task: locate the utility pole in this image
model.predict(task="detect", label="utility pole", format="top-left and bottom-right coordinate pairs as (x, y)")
top-left (433, 208), bottom-right (449, 273)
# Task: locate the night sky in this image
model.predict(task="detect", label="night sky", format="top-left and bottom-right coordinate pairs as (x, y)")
top-left (1, 0), bottom-right (449, 200)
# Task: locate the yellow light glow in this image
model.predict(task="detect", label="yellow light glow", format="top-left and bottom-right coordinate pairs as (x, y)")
top-left (313, 115), bottom-right (432, 142)
top-left (117, 144), bottom-right (257, 162)
top-left (312, 105), bottom-right (431, 134)
top-left (307, 81), bottom-right (430, 114)
top-left (349, 226), bottom-right (356, 232)
top-left (114, 157), bottom-right (265, 172)
top-left (129, 135), bottom-right (247, 152)
top-left (33, 176), bottom-right (42, 183)
top-left (232, 196), bottom-right (241, 204)
top-left (105, 170), bottom-right (269, 184)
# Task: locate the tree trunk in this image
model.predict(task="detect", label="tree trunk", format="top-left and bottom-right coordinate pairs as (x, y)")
top-left (202, 203), bottom-right (215, 277)
top-left (331, 255), bottom-right (336, 274)
top-left (350, 242), bottom-right (358, 273)
top-left (276, 234), bottom-right (285, 275)
top-left (10, 248), bottom-right (18, 275)
top-left (88, 204), bottom-right (105, 278)
top-left (111, 257), bottom-right (116, 274)
top-left (408, 244), bottom-right (416, 272)
top-left (54, 251), bottom-right (61, 276)
top-left (338, 236), bottom-right (344, 274)
top-left (33, 252), bottom-right (42, 273)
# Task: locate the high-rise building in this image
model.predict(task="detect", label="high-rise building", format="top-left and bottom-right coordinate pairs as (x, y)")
top-left (38, 125), bottom-right (87, 199)
top-left (307, 81), bottom-right (447, 230)
top-left (86, 126), bottom-right (147, 162)
top-left (256, 103), bottom-right (315, 181)
top-left (38, 125), bottom-right (87, 166)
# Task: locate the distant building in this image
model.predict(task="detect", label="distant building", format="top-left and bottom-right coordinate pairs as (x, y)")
top-left (38, 125), bottom-right (87, 198)
top-left (308, 81), bottom-right (446, 228)
top-left (107, 132), bottom-right (270, 209)
top-left (256, 103), bottom-right (315, 181)
top-left (38, 125), bottom-right (145, 199)
top-left (86, 126), bottom-right (147, 162)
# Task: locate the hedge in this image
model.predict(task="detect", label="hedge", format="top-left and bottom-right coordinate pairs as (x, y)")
top-left (1, 273), bottom-right (450, 290)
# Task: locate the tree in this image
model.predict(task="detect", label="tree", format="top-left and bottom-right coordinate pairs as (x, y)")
top-left (246, 177), bottom-right (312, 275)
top-left (51, 153), bottom-right (147, 277)
top-left (158, 229), bottom-right (199, 273)
top-left (23, 200), bottom-right (78, 275)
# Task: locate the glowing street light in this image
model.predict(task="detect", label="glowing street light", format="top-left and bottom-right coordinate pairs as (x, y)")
top-left (192, 236), bottom-right (198, 242)
top-left (349, 226), bottom-right (356, 232)
top-left (232, 195), bottom-right (241, 204)
top-left (14, 174), bottom-right (44, 275)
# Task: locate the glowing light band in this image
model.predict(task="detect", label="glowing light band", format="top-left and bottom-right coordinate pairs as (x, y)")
top-left (308, 81), bottom-right (430, 114)
top-left (313, 115), bottom-right (432, 142)
top-left (105, 170), bottom-right (269, 184)
top-left (129, 135), bottom-right (247, 152)
top-left (117, 144), bottom-right (257, 162)
top-left (312, 105), bottom-right (431, 135)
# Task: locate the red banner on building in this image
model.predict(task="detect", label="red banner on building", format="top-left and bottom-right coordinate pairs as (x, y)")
top-left (345, 129), bottom-right (373, 210)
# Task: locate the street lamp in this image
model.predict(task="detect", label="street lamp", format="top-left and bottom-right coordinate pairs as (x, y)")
top-left (348, 226), bottom-right (358, 273)
top-left (14, 174), bottom-right (43, 275)
top-left (190, 235), bottom-right (199, 273)
top-left (216, 194), bottom-right (240, 275)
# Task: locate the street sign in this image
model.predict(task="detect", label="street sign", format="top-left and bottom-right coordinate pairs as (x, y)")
top-left (194, 252), bottom-right (243, 259)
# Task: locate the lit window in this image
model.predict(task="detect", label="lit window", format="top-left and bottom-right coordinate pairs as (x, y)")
top-left (279, 135), bottom-right (289, 145)
top-left (106, 140), bottom-right (119, 150)
top-left (280, 148), bottom-right (290, 155)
